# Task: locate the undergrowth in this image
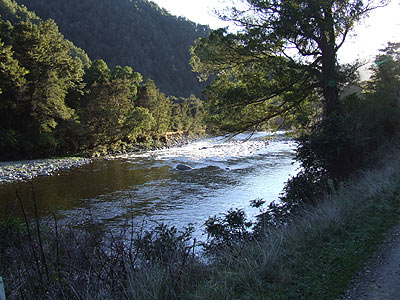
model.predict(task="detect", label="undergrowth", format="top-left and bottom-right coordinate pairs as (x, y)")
top-left (190, 142), bottom-right (400, 300)
top-left (2, 143), bottom-right (400, 299)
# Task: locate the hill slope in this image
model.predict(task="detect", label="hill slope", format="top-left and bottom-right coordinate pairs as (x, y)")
top-left (17, 0), bottom-right (211, 97)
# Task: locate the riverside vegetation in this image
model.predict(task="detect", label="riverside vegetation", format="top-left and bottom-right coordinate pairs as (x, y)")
top-left (1, 0), bottom-right (400, 299)
top-left (0, 0), bottom-right (207, 161)
top-left (1, 98), bottom-right (400, 300)
top-left (1, 41), bottom-right (400, 300)
top-left (1, 147), bottom-right (400, 300)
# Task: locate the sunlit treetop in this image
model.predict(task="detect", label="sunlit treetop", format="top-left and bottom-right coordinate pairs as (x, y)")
top-left (191, 0), bottom-right (391, 131)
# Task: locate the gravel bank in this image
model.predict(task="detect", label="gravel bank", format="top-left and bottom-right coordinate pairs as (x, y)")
top-left (0, 157), bottom-right (91, 184)
top-left (0, 136), bottom-right (194, 184)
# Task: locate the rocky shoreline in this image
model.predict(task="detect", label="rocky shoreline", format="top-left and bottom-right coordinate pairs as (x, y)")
top-left (0, 134), bottom-right (200, 184)
top-left (0, 132), bottom-right (287, 184)
top-left (0, 157), bottom-right (91, 184)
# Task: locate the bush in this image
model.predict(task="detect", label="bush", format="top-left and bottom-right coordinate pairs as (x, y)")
top-left (278, 85), bottom-right (400, 217)
top-left (0, 196), bottom-right (199, 300)
top-left (202, 209), bottom-right (253, 256)
top-left (134, 223), bottom-right (196, 265)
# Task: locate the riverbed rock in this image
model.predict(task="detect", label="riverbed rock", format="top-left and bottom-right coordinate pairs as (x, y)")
top-left (176, 164), bottom-right (192, 171)
top-left (0, 157), bottom-right (91, 184)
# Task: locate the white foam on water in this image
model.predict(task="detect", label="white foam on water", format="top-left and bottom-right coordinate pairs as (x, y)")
top-left (122, 132), bottom-right (296, 166)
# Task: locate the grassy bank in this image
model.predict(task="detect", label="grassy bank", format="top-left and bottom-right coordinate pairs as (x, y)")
top-left (1, 143), bottom-right (400, 299)
top-left (190, 144), bottom-right (400, 300)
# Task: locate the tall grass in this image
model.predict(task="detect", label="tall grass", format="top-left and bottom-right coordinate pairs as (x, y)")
top-left (1, 141), bottom-right (400, 299)
top-left (188, 140), bottom-right (400, 299)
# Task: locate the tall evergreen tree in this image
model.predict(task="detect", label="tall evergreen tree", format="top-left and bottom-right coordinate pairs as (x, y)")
top-left (136, 79), bottom-right (172, 134)
top-left (82, 61), bottom-right (141, 146)
top-left (0, 0), bottom-right (86, 158)
top-left (191, 0), bottom-right (389, 130)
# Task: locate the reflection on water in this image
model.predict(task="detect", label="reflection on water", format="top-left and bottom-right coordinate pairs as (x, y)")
top-left (0, 132), bottom-right (299, 238)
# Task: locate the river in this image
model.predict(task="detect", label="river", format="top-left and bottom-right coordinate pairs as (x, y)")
top-left (0, 132), bottom-right (299, 239)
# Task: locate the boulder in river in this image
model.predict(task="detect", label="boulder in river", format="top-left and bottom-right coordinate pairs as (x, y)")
top-left (176, 164), bottom-right (192, 171)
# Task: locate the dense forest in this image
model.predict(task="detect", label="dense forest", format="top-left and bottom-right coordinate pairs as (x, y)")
top-left (0, 0), bottom-right (206, 161)
top-left (16, 0), bottom-right (211, 97)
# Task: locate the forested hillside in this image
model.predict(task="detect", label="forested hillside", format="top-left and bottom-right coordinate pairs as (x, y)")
top-left (16, 0), bottom-right (211, 97)
top-left (0, 0), bottom-right (206, 160)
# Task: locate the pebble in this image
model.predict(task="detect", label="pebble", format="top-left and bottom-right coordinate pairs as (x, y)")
top-left (0, 157), bottom-right (91, 184)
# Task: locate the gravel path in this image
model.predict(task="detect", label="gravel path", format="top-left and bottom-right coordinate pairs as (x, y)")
top-left (0, 157), bottom-right (91, 184)
top-left (340, 224), bottom-right (400, 300)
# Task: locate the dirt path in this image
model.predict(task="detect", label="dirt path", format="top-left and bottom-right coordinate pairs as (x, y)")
top-left (339, 224), bottom-right (400, 300)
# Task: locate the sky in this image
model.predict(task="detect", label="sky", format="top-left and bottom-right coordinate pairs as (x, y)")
top-left (152, 0), bottom-right (400, 74)
top-left (152, 0), bottom-right (230, 29)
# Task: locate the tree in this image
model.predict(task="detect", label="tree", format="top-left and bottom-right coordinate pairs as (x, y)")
top-left (360, 42), bottom-right (400, 139)
top-left (0, 39), bottom-right (27, 95)
top-left (18, 0), bottom-right (211, 97)
top-left (0, 39), bottom-right (28, 155)
top-left (82, 62), bottom-right (140, 146)
top-left (123, 106), bottom-right (154, 142)
top-left (136, 79), bottom-right (172, 134)
top-left (135, 79), bottom-right (158, 109)
top-left (191, 0), bottom-right (389, 129)
top-left (83, 59), bottom-right (111, 87)
top-left (0, 8), bottom-right (86, 158)
top-left (169, 94), bottom-right (206, 133)
top-left (365, 42), bottom-right (400, 102)
top-left (10, 19), bottom-right (84, 131)
top-left (293, 42), bottom-right (400, 180)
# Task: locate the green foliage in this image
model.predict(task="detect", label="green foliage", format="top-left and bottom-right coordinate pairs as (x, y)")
top-left (66, 40), bottom-right (90, 68)
top-left (83, 59), bottom-right (110, 86)
top-left (191, 0), bottom-right (386, 132)
top-left (281, 42), bottom-right (400, 209)
top-left (124, 107), bottom-right (154, 142)
top-left (18, 0), bottom-right (211, 97)
top-left (0, 0), bottom-right (39, 23)
top-left (203, 209), bottom-right (253, 256)
top-left (0, 39), bottom-right (27, 95)
top-left (0, 0), bottom-right (206, 160)
top-left (53, 119), bottom-right (85, 154)
top-left (365, 42), bottom-right (400, 105)
top-left (82, 64), bottom-right (137, 146)
top-left (136, 79), bottom-right (172, 135)
top-left (134, 223), bottom-right (195, 264)
top-left (152, 93), bottom-right (172, 134)
top-left (0, 1), bottom-right (87, 159)
top-left (170, 95), bottom-right (206, 133)
top-left (78, 62), bottom-right (205, 153)
top-left (192, 29), bottom-right (319, 132)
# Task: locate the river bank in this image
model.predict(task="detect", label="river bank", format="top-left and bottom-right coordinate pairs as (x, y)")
top-left (0, 157), bottom-right (92, 184)
top-left (0, 131), bottom-right (291, 185)
top-left (1, 134), bottom-right (399, 299)
top-left (0, 133), bottom-right (200, 185)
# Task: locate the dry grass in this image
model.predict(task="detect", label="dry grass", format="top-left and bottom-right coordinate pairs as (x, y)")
top-left (2, 142), bottom-right (400, 300)
top-left (188, 142), bottom-right (400, 299)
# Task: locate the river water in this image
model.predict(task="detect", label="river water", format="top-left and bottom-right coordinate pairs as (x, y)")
top-left (0, 132), bottom-right (299, 238)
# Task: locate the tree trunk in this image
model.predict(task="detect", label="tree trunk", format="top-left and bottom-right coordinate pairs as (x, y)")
top-left (321, 46), bottom-right (340, 117)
